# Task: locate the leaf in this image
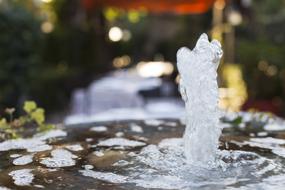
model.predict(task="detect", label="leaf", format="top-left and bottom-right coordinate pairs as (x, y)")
top-left (232, 116), bottom-right (242, 125)
top-left (31, 108), bottom-right (45, 125)
top-left (11, 131), bottom-right (20, 139)
top-left (1, 100), bottom-right (55, 140)
top-left (4, 129), bottom-right (20, 139)
top-left (0, 118), bottom-right (7, 125)
top-left (38, 124), bottom-right (55, 132)
top-left (23, 101), bottom-right (37, 113)
top-left (0, 118), bottom-right (9, 129)
top-left (18, 116), bottom-right (28, 125)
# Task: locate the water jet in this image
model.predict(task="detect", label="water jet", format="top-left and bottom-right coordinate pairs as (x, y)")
top-left (177, 33), bottom-right (223, 166)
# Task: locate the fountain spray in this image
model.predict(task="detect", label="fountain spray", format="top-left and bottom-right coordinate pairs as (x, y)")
top-left (177, 33), bottom-right (223, 166)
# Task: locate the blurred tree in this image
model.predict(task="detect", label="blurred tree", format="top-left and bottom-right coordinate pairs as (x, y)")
top-left (236, 0), bottom-right (285, 115)
top-left (0, 0), bottom-right (213, 116)
top-left (0, 2), bottom-right (42, 111)
top-left (0, 0), bottom-right (113, 114)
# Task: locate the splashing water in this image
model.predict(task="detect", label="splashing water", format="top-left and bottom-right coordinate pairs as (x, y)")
top-left (177, 33), bottom-right (223, 166)
top-left (3, 34), bottom-right (285, 190)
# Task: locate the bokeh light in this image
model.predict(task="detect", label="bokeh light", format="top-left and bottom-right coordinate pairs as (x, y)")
top-left (136, 61), bottom-right (174, 78)
top-left (41, 21), bottom-right (54, 33)
top-left (112, 55), bottom-right (131, 68)
top-left (228, 10), bottom-right (242, 26)
top-left (108, 26), bottom-right (123, 42)
top-left (41, 0), bottom-right (53, 3)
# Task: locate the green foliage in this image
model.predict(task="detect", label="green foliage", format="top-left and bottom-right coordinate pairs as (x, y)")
top-left (23, 101), bottom-right (37, 113)
top-left (0, 2), bottom-right (42, 110)
top-left (237, 40), bottom-right (284, 99)
top-left (236, 0), bottom-right (285, 103)
top-left (231, 116), bottom-right (243, 126)
top-left (0, 101), bottom-right (55, 140)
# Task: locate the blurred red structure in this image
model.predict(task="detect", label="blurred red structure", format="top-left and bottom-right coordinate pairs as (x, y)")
top-left (242, 98), bottom-right (284, 117)
top-left (82, 0), bottom-right (215, 14)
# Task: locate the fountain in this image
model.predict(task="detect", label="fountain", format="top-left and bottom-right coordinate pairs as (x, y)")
top-left (177, 33), bottom-right (223, 166)
top-left (1, 34), bottom-right (285, 189)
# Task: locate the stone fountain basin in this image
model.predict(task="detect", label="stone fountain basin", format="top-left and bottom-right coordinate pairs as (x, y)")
top-left (1, 114), bottom-right (285, 189)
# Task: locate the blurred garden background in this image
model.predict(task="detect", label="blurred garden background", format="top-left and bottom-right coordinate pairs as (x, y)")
top-left (1, 0), bottom-right (285, 123)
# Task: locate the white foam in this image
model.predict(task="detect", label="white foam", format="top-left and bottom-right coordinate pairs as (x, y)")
top-left (133, 175), bottom-right (185, 190)
top-left (83, 165), bottom-right (94, 170)
top-left (250, 137), bottom-right (285, 145)
top-left (265, 123), bottom-right (285, 131)
top-left (0, 139), bottom-right (46, 152)
top-left (0, 130), bottom-right (66, 153)
top-left (33, 129), bottom-right (67, 141)
top-left (115, 132), bottom-right (124, 137)
top-left (130, 124), bottom-right (143, 133)
top-left (79, 166), bottom-right (187, 189)
top-left (65, 144), bottom-right (84, 152)
top-left (13, 154), bottom-right (34, 165)
top-left (112, 160), bottom-right (130, 166)
top-left (85, 138), bottom-right (93, 142)
top-left (93, 151), bottom-right (104, 157)
top-left (79, 169), bottom-right (127, 183)
top-left (90, 126), bottom-right (108, 132)
top-left (79, 136), bottom-right (285, 190)
top-left (97, 138), bottom-right (146, 148)
top-left (165, 121), bottom-right (177, 127)
top-left (10, 154), bottom-right (22, 158)
top-left (40, 149), bottom-right (77, 168)
top-left (158, 138), bottom-right (183, 149)
top-left (234, 138), bottom-right (285, 159)
top-left (9, 169), bottom-right (34, 186)
top-left (27, 144), bottom-right (52, 152)
top-left (257, 132), bottom-right (268, 137)
top-left (144, 119), bottom-right (164, 126)
top-left (271, 148), bottom-right (285, 158)
top-left (0, 186), bottom-right (11, 190)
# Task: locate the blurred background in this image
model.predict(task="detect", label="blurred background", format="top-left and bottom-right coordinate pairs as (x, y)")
top-left (0, 0), bottom-right (285, 123)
